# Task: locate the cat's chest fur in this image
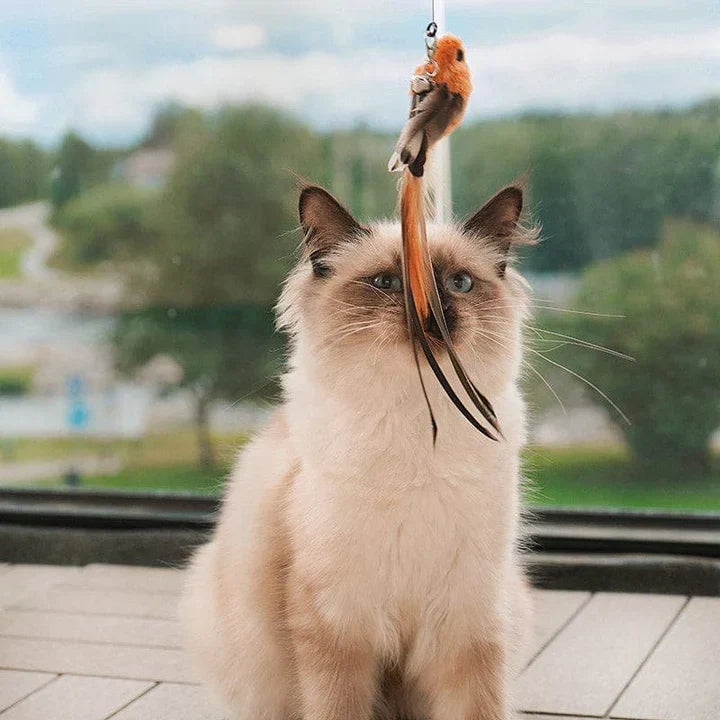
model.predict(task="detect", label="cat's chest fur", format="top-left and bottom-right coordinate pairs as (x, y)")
top-left (284, 381), bottom-right (524, 649)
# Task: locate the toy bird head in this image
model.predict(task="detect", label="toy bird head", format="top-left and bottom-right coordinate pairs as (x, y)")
top-left (416, 34), bottom-right (472, 99)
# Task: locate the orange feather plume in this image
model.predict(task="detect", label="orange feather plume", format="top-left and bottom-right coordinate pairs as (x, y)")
top-left (392, 32), bottom-right (502, 443)
top-left (400, 172), bottom-right (430, 322)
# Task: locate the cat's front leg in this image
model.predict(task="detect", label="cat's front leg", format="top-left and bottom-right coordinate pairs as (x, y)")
top-left (419, 637), bottom-right (509, 720)
top-left (288, 582), bottom-right (376, 720)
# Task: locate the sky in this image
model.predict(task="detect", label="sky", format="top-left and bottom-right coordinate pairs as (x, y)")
top-left (0, 0), bottom-right (718, 146)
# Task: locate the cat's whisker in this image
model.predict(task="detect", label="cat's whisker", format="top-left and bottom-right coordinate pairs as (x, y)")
top-left (347, 279), bottom-right (405, 305)
top-left (525, 325), bottom-right (634, 361)
top-left (371, 330), bottom-right (394, 366)
top-left (527, 340), bottom-right (571, 354)
top-left (318, 321), bottom-right (386, 353)
top-left (522, 360), bottom-right (567, 414)
top-left (529, 301), bottom-right (625, 318)
top-left (477, 318), bottom-right (511, 326)
top-left (528, 347), bottom-right (630, 425)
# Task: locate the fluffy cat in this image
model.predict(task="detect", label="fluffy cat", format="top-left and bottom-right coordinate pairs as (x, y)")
top-left (181, 183), bottom-right (538, 720)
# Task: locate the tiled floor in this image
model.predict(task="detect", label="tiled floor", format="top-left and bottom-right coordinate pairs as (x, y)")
top-left (0, 563), bottom-right (717, 719)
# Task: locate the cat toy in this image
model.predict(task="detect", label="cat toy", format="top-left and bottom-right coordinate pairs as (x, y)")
top-left (389, 23), bottom-right (501, 442)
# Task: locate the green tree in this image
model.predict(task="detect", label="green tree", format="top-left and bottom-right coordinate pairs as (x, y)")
top-left (51, 132), bottom-right (96, 208)
top-left (141, 103), bottom-right (204, 149)
top-left (0, 139), bottom-right (50, 208)
top-left (548, 219), bottom-right (720, 469)
top-left (452, 101), bottom-right (720, 271)
top-left (50, 131), bottom-right (119, 210)
top-left (54, 184), bottom-right (161, 267)
top-left (113, 105), bottom-right (323, 465)
top-left (144, 104), bottom-right (323, 305)
top-left (114, 306), bottom-right (281, 467)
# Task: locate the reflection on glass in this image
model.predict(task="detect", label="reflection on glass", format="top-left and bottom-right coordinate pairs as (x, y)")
top-left (0, 2), bottom-right (718, 511)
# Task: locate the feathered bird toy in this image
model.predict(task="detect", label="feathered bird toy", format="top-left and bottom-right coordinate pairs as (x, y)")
top-left (389, 24), bottom-right (501, 442)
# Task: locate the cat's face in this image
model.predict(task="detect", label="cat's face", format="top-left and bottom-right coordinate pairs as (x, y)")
top-left (278, 185), bottom-right (536, 391)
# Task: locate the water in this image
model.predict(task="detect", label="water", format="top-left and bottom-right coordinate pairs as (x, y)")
top-left (0, 307), bottom-right (111, 351)
top-left (0, 308), bottom-right (152, 437)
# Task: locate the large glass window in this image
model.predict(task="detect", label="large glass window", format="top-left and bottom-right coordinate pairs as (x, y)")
top-left (0, 2), bottom-right (717, 511)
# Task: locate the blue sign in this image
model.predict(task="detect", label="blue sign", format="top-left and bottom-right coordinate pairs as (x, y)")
top-left (66, 374), bottom-right (90, 431)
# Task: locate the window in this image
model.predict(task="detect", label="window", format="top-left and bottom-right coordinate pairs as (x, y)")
top-left (0, 1), bottom-right (718, 515)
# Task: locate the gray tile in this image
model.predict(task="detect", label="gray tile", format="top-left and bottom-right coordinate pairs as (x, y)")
top-left (109, 683), bottom-right (223, 720)
top-left (522, 716), bottom-right (588, 719)
top-left (611, 596), bottom-right (720, 720)
top-left (0, 675), bottom-right (152, 720)
top-left (529, 590), bottom-right (591, 660)
top-left (77, 565), bottom-right (185, 595)
top-left (517, 592), bottom-right (685, 717)
top-left (0, 566), bottom-right (82, 609)
top-left (0, 637), bottom-right (197, 683)
top-left (0, 610), bottom-right (181, 648)
top-left (0, 670), bottom-right (55, 712)
top-left (12, 587), bottom-right (178, 619)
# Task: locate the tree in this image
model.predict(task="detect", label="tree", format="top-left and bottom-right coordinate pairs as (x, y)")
top-left (112, 105), bottom-right (323, 466)
top-left (141, 103), bottom-right (204, 149)
top-left (51, 133), bottom-right (96, 208)
top-left (0, 139), bottom-right (50, 208)
top-left (53, 184), bottom-right (161, 267)
top-left (50, 131), bottom-right (120, 210)
top-left (452, 102), bottom-right (720, 271)
top-left (114, 306), bottom-right (281, 467)
top-left (547, 219), bottom-right (720, 469)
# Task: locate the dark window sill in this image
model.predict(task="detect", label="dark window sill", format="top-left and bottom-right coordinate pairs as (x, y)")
top-left (1, 487), bottom-right (719, 595)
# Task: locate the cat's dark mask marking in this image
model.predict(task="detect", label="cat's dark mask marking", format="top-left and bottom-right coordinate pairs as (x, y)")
top-left (299, 186), bottom-right (369, 278)
top-left (462, 185), bottom-right (526, 278)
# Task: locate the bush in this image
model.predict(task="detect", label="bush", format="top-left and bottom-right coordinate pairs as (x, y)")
top-left (546, 219), bottom-right (720, 469)
top-left (54, 184), bottom-right (161, 267)
top-left (0, 366), bottom-right (35, 396)
top-left (0, 228), bottom-right (31, 278)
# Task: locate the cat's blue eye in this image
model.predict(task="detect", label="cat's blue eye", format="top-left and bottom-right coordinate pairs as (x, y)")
top-left (371, 273), bottom-right (402, 292)
top-left (446, 271), bottom-right (474, 293)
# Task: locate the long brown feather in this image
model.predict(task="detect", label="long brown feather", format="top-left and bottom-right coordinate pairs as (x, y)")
top-left (400, 172), bottom-right (430, 322)
top-left (400, 168), bottom-right (501, 441)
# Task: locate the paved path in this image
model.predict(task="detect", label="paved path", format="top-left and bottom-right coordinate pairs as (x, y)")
top-left (0, 202), bottom-right (123, 311)
top-left (0, 202), bottom-right (58, 281)
top-left (0, 563), bottom-right (717, 719)
top-left (0, 457), bottom-right (123, 485)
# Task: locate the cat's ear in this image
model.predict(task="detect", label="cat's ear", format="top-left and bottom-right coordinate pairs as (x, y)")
top-left (299, 185), bottom-right (367, 277)
top-left (462, 185), bottom-right (537, 277)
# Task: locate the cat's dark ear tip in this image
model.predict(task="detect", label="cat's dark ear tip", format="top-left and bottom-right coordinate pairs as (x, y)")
top-left (297, 185), bottom-right (366, 249)
top-left (298, 183), bottom-right (323, 212)
top-left (298, 185), bottom-right (333, 230)
top-left (497, 185), bottom-right (523, 214)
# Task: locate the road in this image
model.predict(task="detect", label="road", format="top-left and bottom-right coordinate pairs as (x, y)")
top-left (0, 201), bottom-right (124, 310)
top-left (0, 201), bottom-right (59, 280)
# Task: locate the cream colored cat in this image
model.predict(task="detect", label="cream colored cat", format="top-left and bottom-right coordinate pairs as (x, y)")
top-left (182, 183), bottom-right (538, 720)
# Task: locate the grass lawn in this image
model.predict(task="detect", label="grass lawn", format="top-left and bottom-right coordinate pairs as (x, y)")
top-left (5, 436), bottom-right (720, 512)
top-left (0, 228), bottom-right (31, 278)
top-left (524, 445), bottom-right (720, 512)
top-left (0, 429), bottom-right (246, 466)
top-left (0, 365), bottom-right (35, 396)
top-left (33, 464), bottom-right (226, 494)
top-left (1, 430), bottom-right (245, 495)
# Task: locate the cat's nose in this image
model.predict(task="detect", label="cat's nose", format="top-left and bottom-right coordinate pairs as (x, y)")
top-left (424, 310), bottom-right (454, 341)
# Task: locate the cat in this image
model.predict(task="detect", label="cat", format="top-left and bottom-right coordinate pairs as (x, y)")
top-left (181, 182), bottom-right (538, 720)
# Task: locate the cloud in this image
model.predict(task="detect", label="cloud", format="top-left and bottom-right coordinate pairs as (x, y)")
top-left (53, 43), bottom-right (116, 67)
top-left (468, 28), bottom-right (720, 115)
top-left (212, 24), bottom-right (267, 51)
top-left (0, 65), bottom-right (40, 135)
top-left (62, 48), bottom-right (410, 140)
top-left (59, 24), bottom-right (720, 143)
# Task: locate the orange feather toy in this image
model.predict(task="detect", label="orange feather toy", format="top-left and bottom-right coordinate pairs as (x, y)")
top-left (390, 28), bottom-right (501, 442)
